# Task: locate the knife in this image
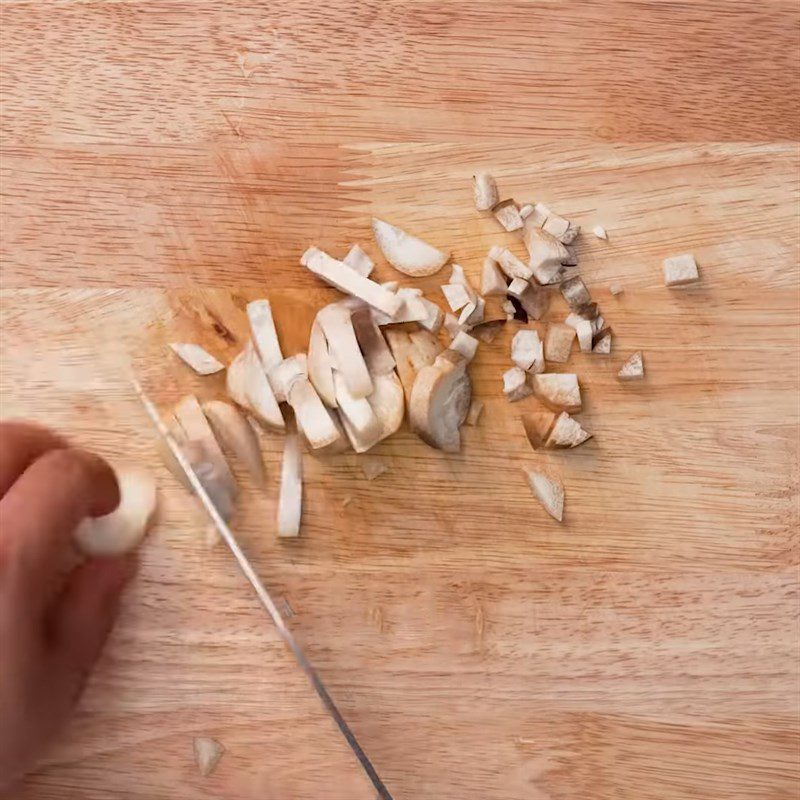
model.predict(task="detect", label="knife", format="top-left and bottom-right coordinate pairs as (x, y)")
top-left (133, 380), bottom-right (393, 800)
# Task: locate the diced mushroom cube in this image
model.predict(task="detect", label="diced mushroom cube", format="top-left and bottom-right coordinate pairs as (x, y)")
top-left (663, 254), bottom-right (700, 286)
top-left (544, 323), bottom-right (576, 363)
top-left (473, 172), bottom-right (499, 211)
top-left (511, 330), bottom-right (545, 373)
top-left (492, 199), bottom-right (524, 232)
top-left (618, 351), bottom-right (645, 380)
top-left (503, 367), bottom-right (533, 402)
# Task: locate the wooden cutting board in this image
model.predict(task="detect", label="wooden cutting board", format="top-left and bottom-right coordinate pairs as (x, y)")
top-left (1, 1), bottom-right (798, 798)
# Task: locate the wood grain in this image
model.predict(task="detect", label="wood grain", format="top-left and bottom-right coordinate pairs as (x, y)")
top-left (1, 1), bottom-right (799, 798)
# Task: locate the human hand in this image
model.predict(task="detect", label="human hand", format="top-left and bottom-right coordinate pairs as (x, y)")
top-left (0, 422), bottom-right (136, 792)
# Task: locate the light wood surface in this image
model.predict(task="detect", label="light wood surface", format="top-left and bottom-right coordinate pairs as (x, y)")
top-left (1, 1), bottom-right (799, 798)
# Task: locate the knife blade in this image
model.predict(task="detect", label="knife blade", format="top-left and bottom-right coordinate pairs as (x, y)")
top-left (133, 380), bottom-right (393, 800)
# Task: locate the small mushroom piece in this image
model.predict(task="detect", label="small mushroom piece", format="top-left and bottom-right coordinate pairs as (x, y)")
top-left (361, 458), bottom-right (389, 481)
top-left (544, 323), bottom-right (576, 363)
top-left (409, 352), bottom-right (472, 452)
top-left (559, 224), bottom-right (580, 245)
top-left (506, 277), bottom-right (530, 300)
top-left (514, 281), bottom-right (550, 321)
top-left (193, 737), bottom-right (225, 778)
top-left (302, 247), bottom-right (403, 317)
top-left (465, 398), bottom-right (484, 426)
top-left (591, 315), bottom-right (605, 335)
top-left (576, 319), bottom-right (594, 353)
top-left (307, 319), bottom-right (337, 407)
top-left (226, 345), bottom-right (285, 430)
top-left (287, 377), bottom-right (344, 450)
top-left (268, 354), bottom-right (308, 404)
top-left (169, 343), bottom-right (225, 376)
top-left (333, 372), bottom-right (384, 452)
top-left (532, 373), bottom-right (582, 413)
top-left (74, 467), bottom-right (157, 557)
top-left (461, 296), bottom-right (485, 326)
top-left (523, 227), bottom-right (572, 285)
top-left (342, 244), bottom-right (374, 277)
top-left (524, 469), bottom-right (564, 522)
top-left (202, 400), bottom-right (264, 483)
top-left (488, 245), bottom-right (533, 281)
top-left (609, 282), bottom-right (624, 296)
top-left (527, 202), bottom-right (551, 228)
top-left (663, 253), bottom-right (700, 286)
top-left (351, 306), bottom-right (395, 376)
top-left (511, 330), bottom-right (544, 373)
top-left (317, 303), bottom-right (373, 399)
top-left (481, 257), bottom-right (507, 296)
top-left (503, 366), bottom-right (532, 402)
top-left (247, 299), bottom-right (284, 373)
top-left (472, 172), bottom-right (499, 211)
top-left (441, 283), bottom-right (472, 312)
top-left (592, 328), bottom-right (612, 354)
top-left (450, 331), bottom-right (479, 362)
top-left (560, 277), bottom-right (592, 311)
top-left (278, 424), bottom-right (303, 537)
top-left (521, 412), bottom-right (557, 450)
top-left (384, 328), bottom-right (439, 407)
top-left (518, 204), bottom-right (534, 220)
top-left (542, 213), bottom-right (570, 239)
top-left (492, 199), bottom-right (524, 232)
top-left (408, 329), bottom-right (444, 366)
top-left (367, 371), bottom-right (405, 442)
top-left (544, 412), bottom-right (592, 448)
top-left (618, 351), bottom-right (645, 380)
top-left (593, 225), bottom-right (608, 241)
top-left (449, 263), bottom-right (477, 296)
top-left (371, 218), bottom-right (450, 277)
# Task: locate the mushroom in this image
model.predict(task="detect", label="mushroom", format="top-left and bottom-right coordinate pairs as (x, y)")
top-left (618, 351), bottom-right (645, 380)
top-left (544, 412), bottom-right (592, 448)
top-left (450, 330), bottom-right (479, 362)
top-left (488, 245), bottom-right (533, 281)
top-left (202, 400), bottom-right (264, 483)
top-left (472, 172), bottom-right (499, 211)
top-left (342, 244), bottom-right (374, 277)
top-left (307, 319), bottom-right (337, 407)
top-left (592, 329), bottom-right (612, 354)
top-left (460, 296), bottom-right (485, 327)
top-left (351, 306), bottom-right (395, 376)
top-left (511, 330), bottom-right (544, 373)
top-left (193, 737), bottom-right (225, 778)
top-left (289, 378), bottom-right (344, 450)
top-left (367, 371), bottom-right (405, 442)
top-left (527, 202), bottom-right (551, 228)
top-left (544, 323), bottom-right (576, 363)
top-left (384, 328), bottom-right (430, 406)
top-left (663, 253), bottom-right (700, 286)
top-left (465, 398), bottom-right (484, 426)
top-left (247, 299), bottom-right (284, 373)
top-left (524, 469), bottom-right (564, 522)
top-left (278, 422), bottom-right (302, 537)
top-left (169, 343), bottom-right (225, 376)
top-left (523, 226), bottom-right (572, 285)
top-left (409, 329), bottom-right (444, 365)
top-left (371, 218), bottom-right (450, 277)
top-left (302, 247), bottom-right (402, 317)
top-left (481, 256), bottom-right (507, 296)
top-left (226, 342), bottom-right (285, 430)
top-left (521, 412), bottom-right (557, 450)
top-left (316, 303), bottom-right (373, 399)
top-left (333, 372), bottom-right (384, 452)
top-left (560, 277), bottom-right (592, 311)
top-left (609, 283), bottom-right (624, 296)
top-left (441, 283), bottom-right (472, 312)
top-left (532, 373), bottom-right (582, 413)
top-left (593, 225), bottom-right (608, 241)
top-left (502, 366), bottom-right (532, 402)
top-left (268, 354), bottom-right (308, 404)
top-left (409, 351), bottom-right (472, 452)
top-left (511, 280), bottom-right (549, 320)
top-left (443, 312), bottom-right (466, 339)
top-left (361, 458), bottom-right (389, 481)
top-left (492, 199), bottom-right (524, 232)
top-left (575, 319), bottom-right (594, 353)
top-left (74, 466), bottom-right (157, 557)
top-left (449, 263), bottom-right (477, 295)
top-left (519, 204), bottom-right (534, 220)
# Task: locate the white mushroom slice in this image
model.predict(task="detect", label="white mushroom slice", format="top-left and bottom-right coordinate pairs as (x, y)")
top-left (278, 424), bottom-right (302, 537)
top-left (286, 375), bottom-right (343, 450)
top-left (316, 304), bottom-right (373, 399)
top-left (592, 329), bottom-right (612, 354)
top-left (542, 213), bottom-right (570, 239)
top-left (488, 245), bottom-right (533, 281)
top-left (193, 737), bottom-right (225, 778)
top-left (511, 330), bottom-right (544, 373)
top-left (481, 257), bottom-right (507, 296)
top-left (593, 225), bottom-right (608, 241)
top-left (521, 412), bottom-right (556, 450)
top-left (441, 283), bottom-right (472, 312)
top-left (449, 263), bottom-right (476, 294)
top-left (342, 244), bottom-right (374, 277)
top-left (227, 343), bottom-right (285, 430)
top-left (408, 329), bottom-right (444, 366)
top-left (609, 282), bottom-right (624, 296)
top-left (202, 400), bottom-right (264, 484)
top-left (371, 218), bottom-right (449, 277)
top-left (523, 227), bottom-right (572, 285)
top-left (333, 372), bottom-right (384, 452)
top-left (472, 172), bottom-right (499, 211)
top-left (351, 306), bottom-right (395, 376)
top-left (514, 281), bottom-right (550, 321)
top-left (173, 394), bottom-right (238, 519)
top-left (302, 247), bottom-right (402, 317)
top-left (450, 331), bottom-right (479, 362)
top-left (384, 329), bottom-right (425, 406)
top-left (247, 299), bottom-right (284, 374)
top-left (471, 319), bottom-right (505, 344)
top-left (506, 277), bottom-right (530, 300)
top-left (419, 296), bottom-right (445, 333)
top-left (518, 204), bottom-right (534, 220)
top-left (74, 467), bottom-right (157, 557)
top-left (663, 253), bottom-right (700, 286)
top-left (544, 412), bottom-right (592, 449)
top-left (458, 301), bottom-right (476, 326)
top-left (268, 354), bottom-right (308, 404)
top-left (409, 352), bottom-right (472, 452)
top-left (367, 371), bottom-right (405, 441)
top-left (524, 469), bottom-right (564, 522)
top-left (559, 224), bottom-right (580, 245)
top-left (462, 296), bottom-right (485, 326)
top-left (492, 199), bottom-right (524, 232)
top-left (443, 313), bottom-right (466, 339)
top-left (361, 458), bottom-right (389, 481)
top-left (527, 202), bottom-right (551, 228)
top-left (564, 312), bottom-right (583, 331)
top-left (560, 277), bottom-right (592, 311)
top-left (307, 319), bottom-right (337, 408)
top-left (618, 351), bottom-right (645, 380)
top-left (591, 315), bottom-right (605, 335)
top-left (503, 366), bottom-right (532, 402)
top-left (381, 280), bottom-right (400, 292)
top-left (532, 373), bottom-right (582, 413)
top-left (465, 398), bottom-right (484, 426)
top-left (576, 319), bottom-right (594, 353)
top-left (169, 343), bottom-right (225, 376)
top-left (501, 299), bottom-right (516, 320)
top-left (544, 323), bottom-right (576, 364)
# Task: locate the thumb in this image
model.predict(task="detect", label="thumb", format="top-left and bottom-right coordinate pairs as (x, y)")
top-left (49, 555), bottom-right (137, 696)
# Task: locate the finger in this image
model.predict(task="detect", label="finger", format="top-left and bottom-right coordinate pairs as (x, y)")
top-left (48, 555), bottom-right (136, 693)
top-left (0, 448), bottom-right (120, 591)
top-left (0, 421), bottom-right (67, 498)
